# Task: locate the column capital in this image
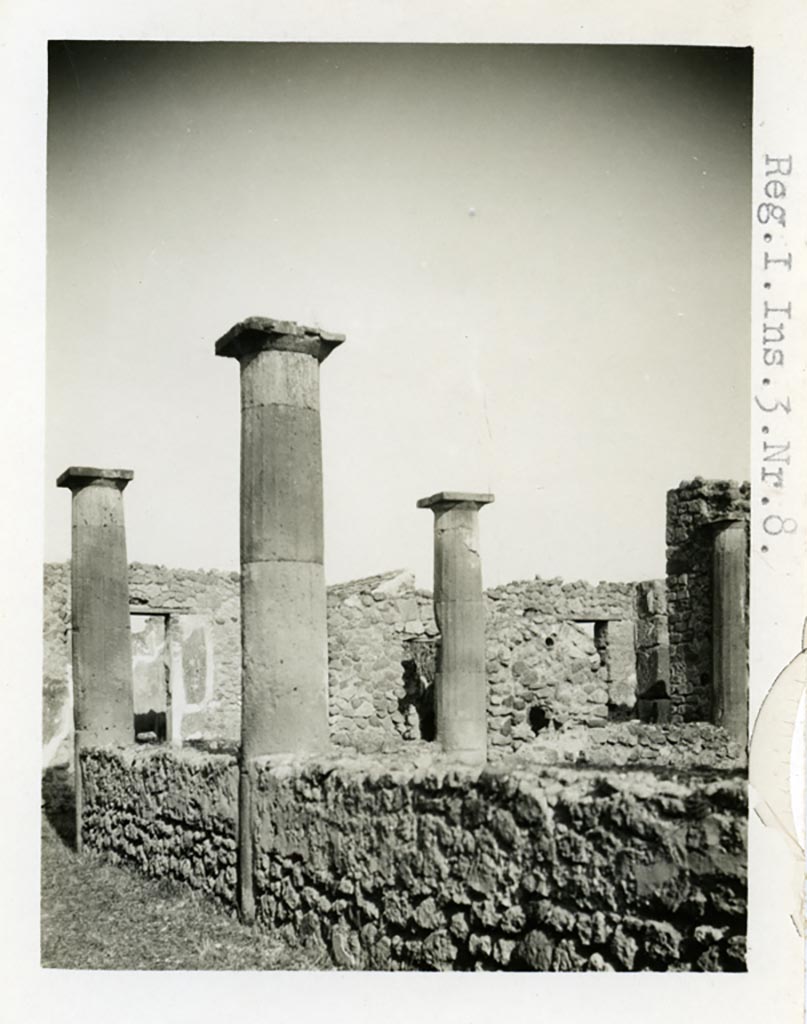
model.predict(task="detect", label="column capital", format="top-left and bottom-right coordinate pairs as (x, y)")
top-left (417, 491), bottom-right (495, 512)
top-left (214, 316), bottom-right (345, 363)
top-left (57, 467), bottom-right (134, 491)
top-left (706, 516), bottom-right (748, 536)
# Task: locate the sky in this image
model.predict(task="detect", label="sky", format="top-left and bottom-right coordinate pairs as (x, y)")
top-left (46, 42), bottom-right (752, 588)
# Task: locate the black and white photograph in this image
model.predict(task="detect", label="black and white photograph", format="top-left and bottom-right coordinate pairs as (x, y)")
top-left (2, 5), bottom-right (805, 1024)
top-left (41, 38), bottom-right (754, 970)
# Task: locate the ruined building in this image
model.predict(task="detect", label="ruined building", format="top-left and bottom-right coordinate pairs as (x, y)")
top-left (43, 317), bottom-right (750, 972)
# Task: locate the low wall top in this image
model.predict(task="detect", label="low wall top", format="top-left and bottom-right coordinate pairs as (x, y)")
top-left (214, 316), bottom-right (345, 362)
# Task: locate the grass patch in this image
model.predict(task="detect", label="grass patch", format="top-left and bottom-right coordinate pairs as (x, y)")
top-left (40, 767), bottom-right (332, 971)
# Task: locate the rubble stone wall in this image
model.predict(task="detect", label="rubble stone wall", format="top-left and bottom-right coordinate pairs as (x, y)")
top-left (47, 479), bottom-right (751, 749)
top-left (483, 578), bottom-right (639, 753)
top-left (327, 572), bottom-right (670, 753)
top-left (325, 572), bottom-right (437, 748)
top-left (501, 721), bottom-right (745, 771)
top-left (666, 481), bottom-right (751, 724)
top-left (80, 746), bottom-right (239, 906)
top-left (45, 566), bottom-right (668, 757)
top-left (80, 745), bottom-right (747, 972)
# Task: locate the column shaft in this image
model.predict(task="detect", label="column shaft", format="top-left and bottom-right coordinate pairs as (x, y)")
top-left (57, 467), bottom-right (135, 853)
top-left (418, 492), bottom-right (493, 763)
top-left (216, 319), bottom-right (344, 760)
top-left (240, 347), bottom-right (328, 756)
top-left (217, 319), bottom-right (343, 926)
top-left (62, 475), bottom-right (135, 747)
top-left (712, 520), bottom-right (749, 747)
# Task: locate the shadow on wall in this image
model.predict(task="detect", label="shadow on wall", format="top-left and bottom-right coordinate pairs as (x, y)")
top-left (400, 638), bottom-right (437, 741)
top-left (528, 704), bottom-right (553, 734)
top-left (42, 765), bottom-right (76, 850)
top-left (135, 709), bottom-right (167, 743)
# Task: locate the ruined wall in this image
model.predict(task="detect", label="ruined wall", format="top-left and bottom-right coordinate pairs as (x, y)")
top-left (484, 578), bottom-right (639, 753)
top-left (666, 481), bottom-right (750, 724)
top-left (80, 745), bottom-right (747, 972)
top-left (47, 479), bottom-right (751, 751)
top-left (43, 562), bottom-right (242, 763)
top-left (510, 721), bottom-right (745, 771)
top-left (81, 746), bottom-right (238, 905)
top-left (128, 563), bottom-right (241, 740)
top-left (327, 572), bottom-right (670, 753)
top-left (46, 566), bottom-right (667, 757)
top-left (326, 571), bottom-right (437, 748)
top-left (43, 564), bottom-right (71, 764)
top-left (635, 580), bottom-right (671, 719)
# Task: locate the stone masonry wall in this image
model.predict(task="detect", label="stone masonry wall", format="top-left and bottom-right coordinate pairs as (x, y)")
top-left (326, 571), bottom-right (437, 748)
top-left (502, 721), bottom-right (745, 772)
top-left (326, 572), bottom-right (674, 753)
top-left (666, 480), bottom-right (750, 724)
top-left (635, 580), bottom-right (671, 720)
top-left (80, 746), bottom-right (239, 906)
top-left (80, 745), bottom-right (747, 972)
top-left (46, 565), bottom-right (668, 758)
top-left (484, 578), bottom-right (640, 753)
top-left (43, 562), bottom-right (242, 764)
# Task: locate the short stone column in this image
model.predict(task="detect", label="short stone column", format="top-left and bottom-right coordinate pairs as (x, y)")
top-left (417, 491), bottom-right (494, 764)
top-left (216, 317), bottom-right (344, 922)
top-left (57, 466), bottom-right (135, 850)
top-left (712, 519), bottom-right (749, 747)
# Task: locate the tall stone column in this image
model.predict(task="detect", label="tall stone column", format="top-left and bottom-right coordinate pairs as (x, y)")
top-left (417, 491), bottom-right (494, 764)
top-left (712, 519), bottom-right (749, 747)
top-left (216, 316), bottom-right (344, 921)
top-left (57, 467), bottom-right (135, 851)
